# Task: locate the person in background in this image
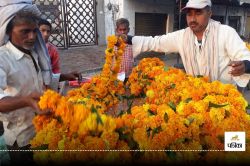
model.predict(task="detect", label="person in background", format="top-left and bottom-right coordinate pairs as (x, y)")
top-left (0, 1), bottom-right (79, 164)
top-left (128, 0), bottom-right (250, 90)
top-left (39, 18), bottom-right (60, 73)
top-left (115, 18), bottom-right (133, 83)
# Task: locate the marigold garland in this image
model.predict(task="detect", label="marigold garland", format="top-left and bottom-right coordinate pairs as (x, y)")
top-left (31, 36), bottom-right (250, 165)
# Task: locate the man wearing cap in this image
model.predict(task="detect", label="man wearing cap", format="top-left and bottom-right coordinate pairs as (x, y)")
top-left (130, 0), bottom-right (250, 89)
top-left (0, 0), bottom-right (80, 164)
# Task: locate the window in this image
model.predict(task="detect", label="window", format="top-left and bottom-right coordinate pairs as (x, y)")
top-left (211, 15), bottom-right (225, 24)
top-left (228, 16), bottom-right (241, 33)
top-left (135, 13), bottom-right (168, 36)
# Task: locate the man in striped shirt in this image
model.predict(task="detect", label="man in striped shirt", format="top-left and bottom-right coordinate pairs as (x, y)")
top-left (115, 18), bottom-right (134, 83)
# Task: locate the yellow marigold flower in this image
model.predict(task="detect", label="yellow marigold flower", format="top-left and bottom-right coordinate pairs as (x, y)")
top-left (99, 114), bottom-right (116, 132)
top-left (39, 89), bottom-right (61, 111)
top-left (133, 128), bottom-right (150, 149)
top-left (107, 35), bottom-right (117, 47)
top-left (58, 136), bottom-right (66, 150)
top-left (176, 101), bottom-right (186, 115)
top-left (146, 89), bottom-right (155, 99)
top-left (209, 107), bottom-right (226, 124)
top-left (142, 104), bottom-right (150, 111)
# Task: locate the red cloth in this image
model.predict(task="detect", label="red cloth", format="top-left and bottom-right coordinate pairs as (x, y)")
top-left (46, 42), bottom-right (60, 73)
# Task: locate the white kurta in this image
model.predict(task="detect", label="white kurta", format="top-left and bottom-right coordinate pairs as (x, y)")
top-left (132, 24), bottom-right (250, 87)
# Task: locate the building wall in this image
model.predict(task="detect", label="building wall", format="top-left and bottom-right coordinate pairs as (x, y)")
top-left (100, 0), bottom-right (175, 44)
top-left (212, 5), bottom-right (247, 35)
top-left (123, 0), bottom-right (175, 35)
top-left (96, 0), bottom-right (106, 45)
top-left (228, 6), bottom-right (245, 34)
top-left (103, 0), bottom-right (123, 39)
top-left (245, 9), bottom-right (250, 38)
top-left (96, 0), bottom-right (123, 45)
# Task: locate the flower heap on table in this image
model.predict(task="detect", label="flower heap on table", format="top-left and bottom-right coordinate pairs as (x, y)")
top-left (31, 35), bottom-right (250, 165)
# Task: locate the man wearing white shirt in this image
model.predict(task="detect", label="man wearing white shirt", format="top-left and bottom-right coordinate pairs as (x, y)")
top-left (130, 0), bottom-right (250, 88)
top-left (0, 1), bottom-right (79, 164)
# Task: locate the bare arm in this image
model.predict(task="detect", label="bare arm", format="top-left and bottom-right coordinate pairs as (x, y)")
top-left (59, 71), bottom-right (80, 82)
top-left (0, 92), bottom-right (41, 113)
top-left (49, 72), bottom-right (80, 91)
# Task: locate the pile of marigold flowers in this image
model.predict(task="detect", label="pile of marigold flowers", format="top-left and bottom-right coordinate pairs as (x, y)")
top-left (31, 36), bottom-right (250, 165)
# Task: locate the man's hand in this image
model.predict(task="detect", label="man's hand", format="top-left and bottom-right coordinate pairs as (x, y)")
top-left (115, 34), bottom-right (127, 47)
top-left (0, 91), bottom-right (51, 114)
top-left (26, 92), bottom-right (50, 115)
top-left (60, 71), bottom-right (80, 82)
top-left (119, 34), bottom-right (128, 42)
top-left (228, 61), bottom-right (246, 76)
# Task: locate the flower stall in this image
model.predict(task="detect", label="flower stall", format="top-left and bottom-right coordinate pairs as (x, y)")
top-left (30, 35), bottom-right (250, 165)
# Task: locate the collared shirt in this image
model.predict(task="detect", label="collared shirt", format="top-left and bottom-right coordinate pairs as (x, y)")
top-left (132, 24), bottom-right (250, 86)
top-left (0, 41), bottom-right (60, 147)
top-left (46, 42), bottom-right (60, 74)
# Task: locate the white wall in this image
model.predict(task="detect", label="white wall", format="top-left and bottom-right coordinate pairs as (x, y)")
top-left (96, 0), bottom-right (123, 45)
top-left (96, 0), bottom-right (106, 45)
top-left (123, 0), bottom-right (175, 35)
top-left (103, 0), bottom-right (123, 37)
top-left (101, 0), bottom-right (175, 44)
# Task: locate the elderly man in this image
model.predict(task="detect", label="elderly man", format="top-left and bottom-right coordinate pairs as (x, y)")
top-left (115, 18), bottom-right (134, 83)
top-left (130, 0), bottom-right (250, 89)
top-left (0, 0), bottom-right (79, 164)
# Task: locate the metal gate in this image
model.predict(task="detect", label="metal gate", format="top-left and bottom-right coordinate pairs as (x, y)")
top-left (33, 0), bottom-right (97, 48)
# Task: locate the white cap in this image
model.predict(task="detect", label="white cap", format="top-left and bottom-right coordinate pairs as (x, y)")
top-left (182, 0), bottom-right (212, 11)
